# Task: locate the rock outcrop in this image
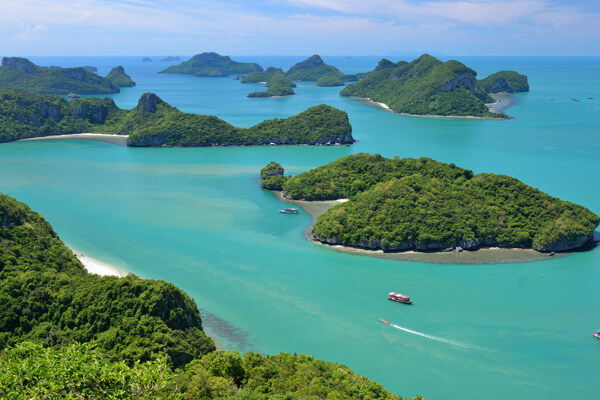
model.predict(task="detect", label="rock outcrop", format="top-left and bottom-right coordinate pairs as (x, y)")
top-left (2, 57), bottom-right (36, 73)
top-left (136, 92), bottom-right (163, 113)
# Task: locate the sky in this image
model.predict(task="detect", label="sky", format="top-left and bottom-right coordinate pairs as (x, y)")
top-left (1, 0), bottom-right (599, 56)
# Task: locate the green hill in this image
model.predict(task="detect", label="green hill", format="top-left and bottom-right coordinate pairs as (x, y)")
top-left (160, 52), bottom-right (263, 77)
top-left (0, 57), bottom-right (119, 95)
top-left (340, 54), bottom-right (524, 118)
top-left (0, 192), bottom-right (416, 399)
top-left (247, 71), bottom-right (296, 97)
top-left (106, 65), bottom-right (136, 87)
top-left (276, 154), bottom-right (599, 252)
top-left (317, 74), bottom-right (345, 87)
top-left (478, 70), bottom-right (529, 93)
top-left (286, 54), bottom-right (344, 81)
top-left (0, 88), bottom-right (352, 146)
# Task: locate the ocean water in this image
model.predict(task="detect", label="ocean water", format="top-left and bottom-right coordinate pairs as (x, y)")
top-left (1, 55), bottom-right (600, 399)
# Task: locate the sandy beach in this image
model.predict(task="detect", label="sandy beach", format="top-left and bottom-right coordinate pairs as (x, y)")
top-left (72, 250), bottom-right (127, 277)
top-left (19, 133), bottom-right (128, 146)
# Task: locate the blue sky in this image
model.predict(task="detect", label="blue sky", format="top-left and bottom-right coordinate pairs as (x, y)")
top-left (1, 0), bottom-right (599, 56)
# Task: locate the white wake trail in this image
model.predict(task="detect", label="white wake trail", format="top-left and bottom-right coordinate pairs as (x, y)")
top-left (387, 321), bottom-right (492, 352)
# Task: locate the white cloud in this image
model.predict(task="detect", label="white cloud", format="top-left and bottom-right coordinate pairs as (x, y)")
top-left (11, 23), bottom-right (49, 41)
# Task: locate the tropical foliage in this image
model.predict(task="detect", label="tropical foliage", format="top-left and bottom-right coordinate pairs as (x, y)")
top-left (478, 70), bottom-right (529, 93)
top-left (160, 52), bottom-right (263, 77)
top-left (279, 154), bottom-right (599, 251)
top-left (340, 54), bottom-right (514, 117)
top-left (286, 55), bottom-right (344, 81)
top-left (0, 89), bottom-right (353, 146)
top-left (0, 57), bottom-right (119, 95)
top-left (106, 65), bottom-right (136, 87)
top-left (317, 75), bottom-right (345, 87)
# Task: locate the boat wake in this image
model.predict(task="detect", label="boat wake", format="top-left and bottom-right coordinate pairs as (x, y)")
top-left (383, 319), bottom-right (492, 352)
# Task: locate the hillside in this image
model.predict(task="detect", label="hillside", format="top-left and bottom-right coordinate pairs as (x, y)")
top-left (340, 54), bottom-right (523, 118)
top-left (286, 54), bottom-right (344, 81)
top-left (276, 154), bottom-right (599, 252)
top-left (478, 70), bottom-right (529, 93)
top-left (160, 52), bottom-right (263, 76)
top-left (0, 57), bottom-right (119, 95)
top-left (0, 192), bottom-right (411, 399)
top-left (106, 65), bottom-right (136, 87)
top-left (247, 71), bottom-right (296, 97)
top-left (0, 88), bottom-right (352, 146)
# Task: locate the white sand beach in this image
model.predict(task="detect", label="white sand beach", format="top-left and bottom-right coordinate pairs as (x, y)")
top-left (19, 133), bottom-right (128, 145)
top-left (73, 251), bottom-right (127, 277)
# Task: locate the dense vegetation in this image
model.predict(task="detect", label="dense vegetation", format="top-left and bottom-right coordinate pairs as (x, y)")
top-left (0, 192), bottom-right (416, 398)
top-left (0, 342), bottom-right (178, 399)
top-left (0, 88), bottom-right (353, 146)
top-left (247, 72), bottom-right (296, 97)
top-left (317, 75), bottom-right (345, 87)
top-left (278, 154), bottom-right (599, 252)
top-left (106, 65), bottom-right (136, 87)
top-left (0, 192), bottom-right (215, 367)
top-left (478, 70), bottom-right (529, 93)
top-left (286, 55), bottom-right (344, 81)
top-left (241, 67), bottom-right (296, 86)
top-left (340, 54), bottom-right (517, 118)
top-left (160, 52), bottom-right (263, 77)
top-left (260, 162), bottom-right (287, 190)
top-left (0, 57), bottom-right (119, 95)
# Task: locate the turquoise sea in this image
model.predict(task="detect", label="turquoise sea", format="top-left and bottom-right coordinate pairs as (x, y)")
top-left (1, 55), bottom-right (599, 399)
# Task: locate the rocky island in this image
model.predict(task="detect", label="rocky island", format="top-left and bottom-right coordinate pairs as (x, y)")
top-left (105, 65), bottom-right (136, 87)
top-left (285, 54), bottom-right (365, 83)
top-left (142, 57), bottom-right (153, 62)
top-left (0, 191), bottom-right (405, 399)
top-left (0, 88), bottom-right (353, 146)
top-left (160, 56), bottom-right (181, 62)
top-left (263, 154), bottom-right (598, 253)
top-left (0, 57), bottom-right (119, 95)
top-left (340, 54), bottom-right (529, 118)
top-left (160, 52), bottom-right (263, 77)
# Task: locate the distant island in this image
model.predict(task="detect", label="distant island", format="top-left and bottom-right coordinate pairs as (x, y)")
top-left (0, 88), bottom-right (353, 146)
top-left (0, 57), bottom-right (119, 95)
top-left (159, 52), bottom-right (263, 77)
top-left (0, 191), bottom-right (405, 399)
top-left (106, 65), bottom-right (136, 87)
top-left (285, 54), bottom-right (365, 83)
top-left (247, 70), bottom-right (296, 97)
top-left (142, 57), bottom-right (153, 62)
top-left (317, 75), bottom-right (344, 87)
top-left (263, 154), bottom-right (598, 253)
top-left (340, 54), bottom-right (529, 118)
top-left (160, 56), bottom-right (181, 62)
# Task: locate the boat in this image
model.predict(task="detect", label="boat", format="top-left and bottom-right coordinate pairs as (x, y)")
top-left (388, 292), bottom-right (412, 304)
top-left (379, 318), bottom-right (391, 325)
top-left (279, 208), bottom-right (299, 214)
top-left (593, 330), bottom-right (600, 339)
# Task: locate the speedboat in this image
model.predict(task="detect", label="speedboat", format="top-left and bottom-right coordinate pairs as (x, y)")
top-left (593, 330), bottom-right (600, 339)
top-left (379, 318), bottom-right (391, 325)
top-left (388, 292), bottom-right (413, 304)
top-left (279, 208), bottom-right (299, 214)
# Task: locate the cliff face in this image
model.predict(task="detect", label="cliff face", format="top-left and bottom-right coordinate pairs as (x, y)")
top-left (2, 57), bottom-right (36, 73)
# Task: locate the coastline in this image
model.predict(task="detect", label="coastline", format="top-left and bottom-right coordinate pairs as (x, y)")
top-left (270, 190), bottom-right (565, 264)
top-left (487, 92), bottom-right (519, 114)
top-left (352, 96), bottom-right (512, 120)
top-left (72, 250), bottom-right (127, 277)
top-left (19, 133), bottom-right (129, 146)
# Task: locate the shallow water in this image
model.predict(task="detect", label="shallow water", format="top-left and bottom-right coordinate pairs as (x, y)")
top-left (1, 55), bottom-right (599, 399)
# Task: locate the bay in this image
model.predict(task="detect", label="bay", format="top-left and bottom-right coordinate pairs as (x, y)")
top-left (1, 55), bottom-right (599, 399)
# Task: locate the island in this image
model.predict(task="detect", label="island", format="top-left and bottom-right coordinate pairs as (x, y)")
top-left (0, 57), bottom-right (119, 95)
top-left (286, 54), bottom-right (344, 81)
top-left (317, 74), bottom-right (344, 87)
top-left (105, 65), bottom-right (136, 87)
top-left (285, 54), bottom-right (365, 83)
top-left (0, 88), bottom-right (353, 146)
top-left (263, 153), bottom-right (599, 253)
top-left (160, 56), bottom-right (181, 62)
top-left (340, 54), bottom-right (529, 118)
top-left (159, 52), bottom-right (263, 77)
top-left (0, 191), bottom-right (407, 399)
top-left (142, 57), bottom-right (153, 62)
top-left (478, 70), bottom-right (530, 93)
top-left (247, 71), bottom-right (296, 97)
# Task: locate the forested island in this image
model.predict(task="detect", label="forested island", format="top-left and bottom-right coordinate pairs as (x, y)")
top-left (0, 192), bottom-right (410, 399)
top-left (0, 57), bottom-right (119, 95)
top-left (340, 54), bottom-right (529, 118)
top-left (263, 154), bottom-right (598, 253)
top-left (247, 71), bottom-right (297, 97)
top-left (0, 88), bottom-right (353, 146)
top-left (160, 52), bottom-right (263, 77)
top-left (106, 65), bottom-right (136, 87)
